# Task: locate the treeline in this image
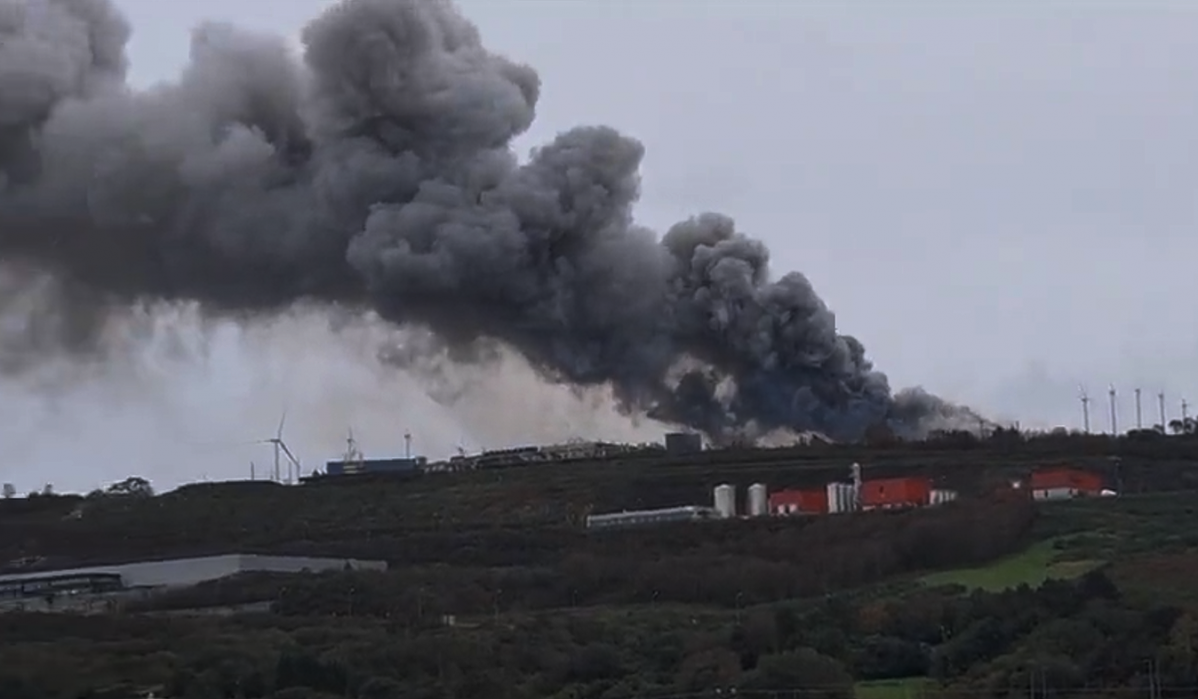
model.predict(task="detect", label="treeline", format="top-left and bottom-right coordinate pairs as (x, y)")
top-left (128, 497), bottom-right (1034, 617)
top-left (2, 565), bottom-right (1194, 699)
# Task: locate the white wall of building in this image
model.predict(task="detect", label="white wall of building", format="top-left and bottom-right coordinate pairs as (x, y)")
top-left (0, 555), bottom-right (388, 589)
top-left (1033, 487), bottom-right (1078, 501)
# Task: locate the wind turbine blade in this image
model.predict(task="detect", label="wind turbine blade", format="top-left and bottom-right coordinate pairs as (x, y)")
top-left (279, 441), bottom-right (301, 468)
top-left (277, 410), bottom-right (288, 439)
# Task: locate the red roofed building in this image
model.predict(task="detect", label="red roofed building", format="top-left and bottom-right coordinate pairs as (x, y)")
top-left (860, 477), bottom-right (931, 511)
top-left (1029, 468), bottom-right (1105, 501)
top-left (769, 489), bottom-right (828, 516)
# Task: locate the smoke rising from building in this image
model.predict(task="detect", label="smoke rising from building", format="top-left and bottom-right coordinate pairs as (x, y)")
top-left (0, 0), bottom-right (981, 443)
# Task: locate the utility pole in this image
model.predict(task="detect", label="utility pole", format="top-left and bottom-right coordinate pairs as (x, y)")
top-left (1135, 388), bottom-right (1143, 430)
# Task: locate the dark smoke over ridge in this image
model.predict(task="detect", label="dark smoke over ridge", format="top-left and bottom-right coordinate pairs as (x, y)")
top-left (0, 0), bottom-right (982, 443)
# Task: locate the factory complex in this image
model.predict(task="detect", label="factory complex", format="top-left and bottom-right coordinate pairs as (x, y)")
top-left (310, 431), bottom-right (707, 481)
top-left (306, 429), bottom-right (1117, 533)
top-left (585, 464), bottom-right (1114, 530)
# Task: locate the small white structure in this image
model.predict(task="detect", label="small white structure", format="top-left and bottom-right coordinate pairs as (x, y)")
top-left (713, 484), bottom-right (737, 519)
top-left (929, 489), bottom-right (958, 506)
top-left (747, 483), bottom-right (768, 517)
top-left (585, 505), bottom-right (719, 530)
top-left (826, 482), bottom-right (859, 514)
top-left (1033, 488), bottom-right (1076, 501)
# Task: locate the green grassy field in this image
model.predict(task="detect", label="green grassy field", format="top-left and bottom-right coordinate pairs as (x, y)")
top-left (920, 491), bottom-right (1198, 594)
top-left (920, 537), bottom-right (1101, 592)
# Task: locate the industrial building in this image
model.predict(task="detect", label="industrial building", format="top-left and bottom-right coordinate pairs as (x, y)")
top-left (428, 440), bottom-right (643, 472)
top-left (930, 488), bottom-right (959, 506)
top-left (860, 477), bottom-right (932, 511)
top-left (1028, 467), bottom-right (1107, 501)
top-left (768, 463), bottom-right (957, 517)
top-left (585, 505), bottom-right (719, 529)
top-left (769, 488), bottom-right (829, 515)
top-left (324, 457), bottom-right (426, 477)
top-left (0, 554), bottom-right (388, 601)
top-left (589, 462), bottom-right (970, 529)
top-left (664, 432), bottom-right (704, 455)
top-left (313, 430), bottom-right (431, 479)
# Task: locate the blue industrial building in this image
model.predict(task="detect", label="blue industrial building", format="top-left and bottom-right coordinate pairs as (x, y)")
top-left (324, 457), bottom-right (426, 477)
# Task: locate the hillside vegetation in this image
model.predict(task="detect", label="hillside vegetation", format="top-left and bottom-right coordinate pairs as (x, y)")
top-left (2, 436), bottom-right (1198, 698)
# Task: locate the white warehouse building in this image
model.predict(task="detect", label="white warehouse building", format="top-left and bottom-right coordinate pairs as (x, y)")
top-left (585, 505), bottom-right (719, 530)
top-left (0, 554), bottom-right (387, 597)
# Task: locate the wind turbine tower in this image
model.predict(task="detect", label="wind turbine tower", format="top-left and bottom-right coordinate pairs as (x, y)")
top-left (404, 431), bottom-right (413, 459)
top-left (1108, 385), bottom-right (1118, 436)
top-left (1079, 386), bottom-right (1091, 434)
top-left (1134, 388), bottom-right (1143, 430)
top-left (1159, 392), bottom-right (1167, 433)
top-left (261, 411), bottom-right (302, 484)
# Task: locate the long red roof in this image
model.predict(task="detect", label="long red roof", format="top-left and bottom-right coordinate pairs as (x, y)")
top-left (1029, 468), bottom-right (1104, 491)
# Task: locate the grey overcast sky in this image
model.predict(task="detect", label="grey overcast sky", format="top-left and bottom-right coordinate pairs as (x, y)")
top-left (3, 0), bottom-right (1197, 493)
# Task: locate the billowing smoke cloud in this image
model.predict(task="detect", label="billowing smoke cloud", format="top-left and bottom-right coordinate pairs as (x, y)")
top-left (0, 0), bottom-right (981, 443)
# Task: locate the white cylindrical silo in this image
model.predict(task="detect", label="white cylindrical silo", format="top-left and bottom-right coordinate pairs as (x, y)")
top-left (747, 483), bottom-right (768, 517)
top-left (827, 482), bottom-right (858, 514)
top-left (826, 483), bottom-right (842, 513)
top-left (714, 484), bottom-right (736, 518)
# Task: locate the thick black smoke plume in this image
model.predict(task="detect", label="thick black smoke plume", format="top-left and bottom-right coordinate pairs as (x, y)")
top-left (0, 0), bottom-right (982, 443)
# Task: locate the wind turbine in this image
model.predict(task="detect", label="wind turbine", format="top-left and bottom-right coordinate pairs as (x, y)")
top-left (1078, 385), bottom-right (1091, 434)
top-left (261, 411), bottom-right (302, 484)
top-left (1108, 385), bottom-right (1118, 436)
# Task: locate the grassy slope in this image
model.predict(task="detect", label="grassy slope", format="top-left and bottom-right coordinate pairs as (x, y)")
top-left (919, 537), bottom-right (1101, 591)
top-left (919, 489), bottom-right (1198, 600)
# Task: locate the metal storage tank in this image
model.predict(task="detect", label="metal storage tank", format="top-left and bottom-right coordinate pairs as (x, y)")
top-left (713, 484), bottom-right (736, 518)
top-left (747, 483), bottom-right (768, 517)
top-left (826, 482), bottom-right (858, 514)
